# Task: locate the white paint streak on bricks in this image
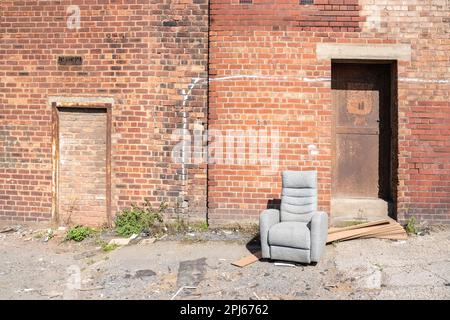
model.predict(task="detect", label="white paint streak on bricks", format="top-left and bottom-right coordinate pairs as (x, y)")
top-left (210, 75), bottom-right (331, 82)
top-left (399, 78), bottom-right (450, 84)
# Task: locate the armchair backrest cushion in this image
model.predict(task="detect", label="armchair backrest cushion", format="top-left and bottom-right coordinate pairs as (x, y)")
top-left (280, 171), bottom-right (317, 222)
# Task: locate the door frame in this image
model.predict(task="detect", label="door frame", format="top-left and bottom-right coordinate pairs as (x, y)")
top-left (51, 101), bottom-right (112, 226)
top-left (330, 59), bottom-right (398, 219)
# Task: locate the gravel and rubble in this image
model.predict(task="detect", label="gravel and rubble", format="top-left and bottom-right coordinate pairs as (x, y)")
top-left (0, 222), bottom-right (449, 300)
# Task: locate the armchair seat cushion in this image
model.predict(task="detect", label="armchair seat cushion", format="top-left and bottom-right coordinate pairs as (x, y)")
top-left (268, 222), bottom-right (310, 250)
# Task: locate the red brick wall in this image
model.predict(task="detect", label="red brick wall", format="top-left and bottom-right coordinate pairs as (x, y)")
top-left (1, 1), bottom-right (449, 225)
top-left (211, 0), bottom-right (362, 31)
top-left (209, 0), bottom-right (450, 224)
top-left (58, 108), bottom-right (107, 226)
top-left (0, 0), bottom-right (209, 224)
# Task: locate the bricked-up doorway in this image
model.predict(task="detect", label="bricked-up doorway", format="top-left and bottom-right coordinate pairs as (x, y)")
top-left (52, 103), bottom-right (112, 226)
top-left (331, 61), bottom-right (398, 224)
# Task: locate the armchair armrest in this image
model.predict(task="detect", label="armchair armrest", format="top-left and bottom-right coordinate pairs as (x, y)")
top-left (310, 211), bottom-right (328, 263)
top-left (259, 209), bottom-right (280, 259)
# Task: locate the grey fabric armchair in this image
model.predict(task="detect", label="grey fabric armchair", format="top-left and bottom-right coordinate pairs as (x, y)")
top-left (260, 171), bottom-right (328, 264)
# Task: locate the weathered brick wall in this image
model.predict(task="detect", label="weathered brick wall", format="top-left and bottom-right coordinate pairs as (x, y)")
top-left (0, 0), bottom-right (209, 224)
top-left (212, 0), bottom-right (362, 31)
top-left (209, 0), bottom-right (450, 224)
top-left (357, 0), bottom-right (450, 224)
top-left (1, 0), bottom-right (449, 225)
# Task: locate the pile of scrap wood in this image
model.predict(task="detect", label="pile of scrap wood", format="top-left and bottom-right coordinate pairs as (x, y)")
top-left (326, 218), bottom-right (407, 243)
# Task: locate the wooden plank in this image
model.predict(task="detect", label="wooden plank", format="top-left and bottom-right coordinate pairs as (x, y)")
top-left (328, 220), bottom-right (388, 234)
top-left (362, 222), bottom-right (405, 234)
top-left (327, 222), bottom-right (404, 242)
top-left (347, 226), bottom-right (404, 239)
top-left (328, 219), bottom-right (390, 234)
top-left (362, 229), bottom-right (407, 239)
top-left (345, 222), bottom-right (405, 237)
top-left (336, 225), bottom-right (401, 241)
top-left (363, 232), bottom-right (406, 239)
top-left (371, 233), bottom-right (408, 240)
top-left (327, 217), bottom-right (407, 243)
top-left (327, 223), bottom-right (396, 243)
top-left (231, 251), bottom-right (262, 268)
top-left (361, 228), bottom-right (407, 238)
top-left (355, 223), bottom-right (403, 235)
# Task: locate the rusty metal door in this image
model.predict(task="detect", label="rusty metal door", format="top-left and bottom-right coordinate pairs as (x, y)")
top-left (332, 63), bottom-right (391, 198)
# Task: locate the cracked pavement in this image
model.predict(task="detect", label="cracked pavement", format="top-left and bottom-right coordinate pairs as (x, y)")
top-left (0, 223), bottom-right (449, 300)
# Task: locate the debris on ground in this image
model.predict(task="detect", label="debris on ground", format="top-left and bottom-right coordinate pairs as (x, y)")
top-left (44, 290), bottom-right (63, 298)
top-left (42, 229), bottom-right (54, 242)
top-left (135, 269), bottom-right (156, 278)
top-left (128, 233), bottom-right (142, 245)
top-left (158, 234), bottom-right (168, 240)
top-left (327, 218), bottom-right (407, 243)
top-left (74, 249), bottom-right (99, 260)
top-left (108, 238), bottom-right (130, 246)
top-left (0, 227), bottom-right (15, 233)
top-left (177, 258), bottom-right (207, 288)
top-left (253, 292), bottom-right (261, 300)
top-left (0, 218), bottom-right (448, 300)
top-left (231, 251), bottom-right (262, 268)
top-left (150, 273), bottom-right (177, 292)
top-left (170, 286), bottom-right (197, 300)
top-left (0, 223), bottom-right (449, 300)
top-left (108, 234), bottom-right (138, 246)
top-left (274, 262), bottom-right (296, 267)
top-left (140, 238), bottom-right (156, 245)
top-left (79, 286), bottom-right (104, 292)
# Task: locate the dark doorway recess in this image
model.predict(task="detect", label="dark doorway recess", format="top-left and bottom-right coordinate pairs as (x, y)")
top-left (331, 61), bottom-right (398, 223)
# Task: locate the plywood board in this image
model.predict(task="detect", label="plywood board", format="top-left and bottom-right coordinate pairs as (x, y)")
top-left (342, 225), bottom-right (402, 240)
top-left (362, 230), bottom-right (407, 237)
top-left (370, 233), bottom-right (408, 240)
top-left (231, 251), bottom-right (262, 268)
top-left (328, 219), bottom-right (390, 234)
top-left (327, 223), bottom-right (397, 242)
top-left (328, 224), bottom-right (406, 242)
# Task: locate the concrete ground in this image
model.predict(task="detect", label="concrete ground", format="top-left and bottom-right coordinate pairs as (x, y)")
top-left (0, 222), bottom-right (449, 300)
